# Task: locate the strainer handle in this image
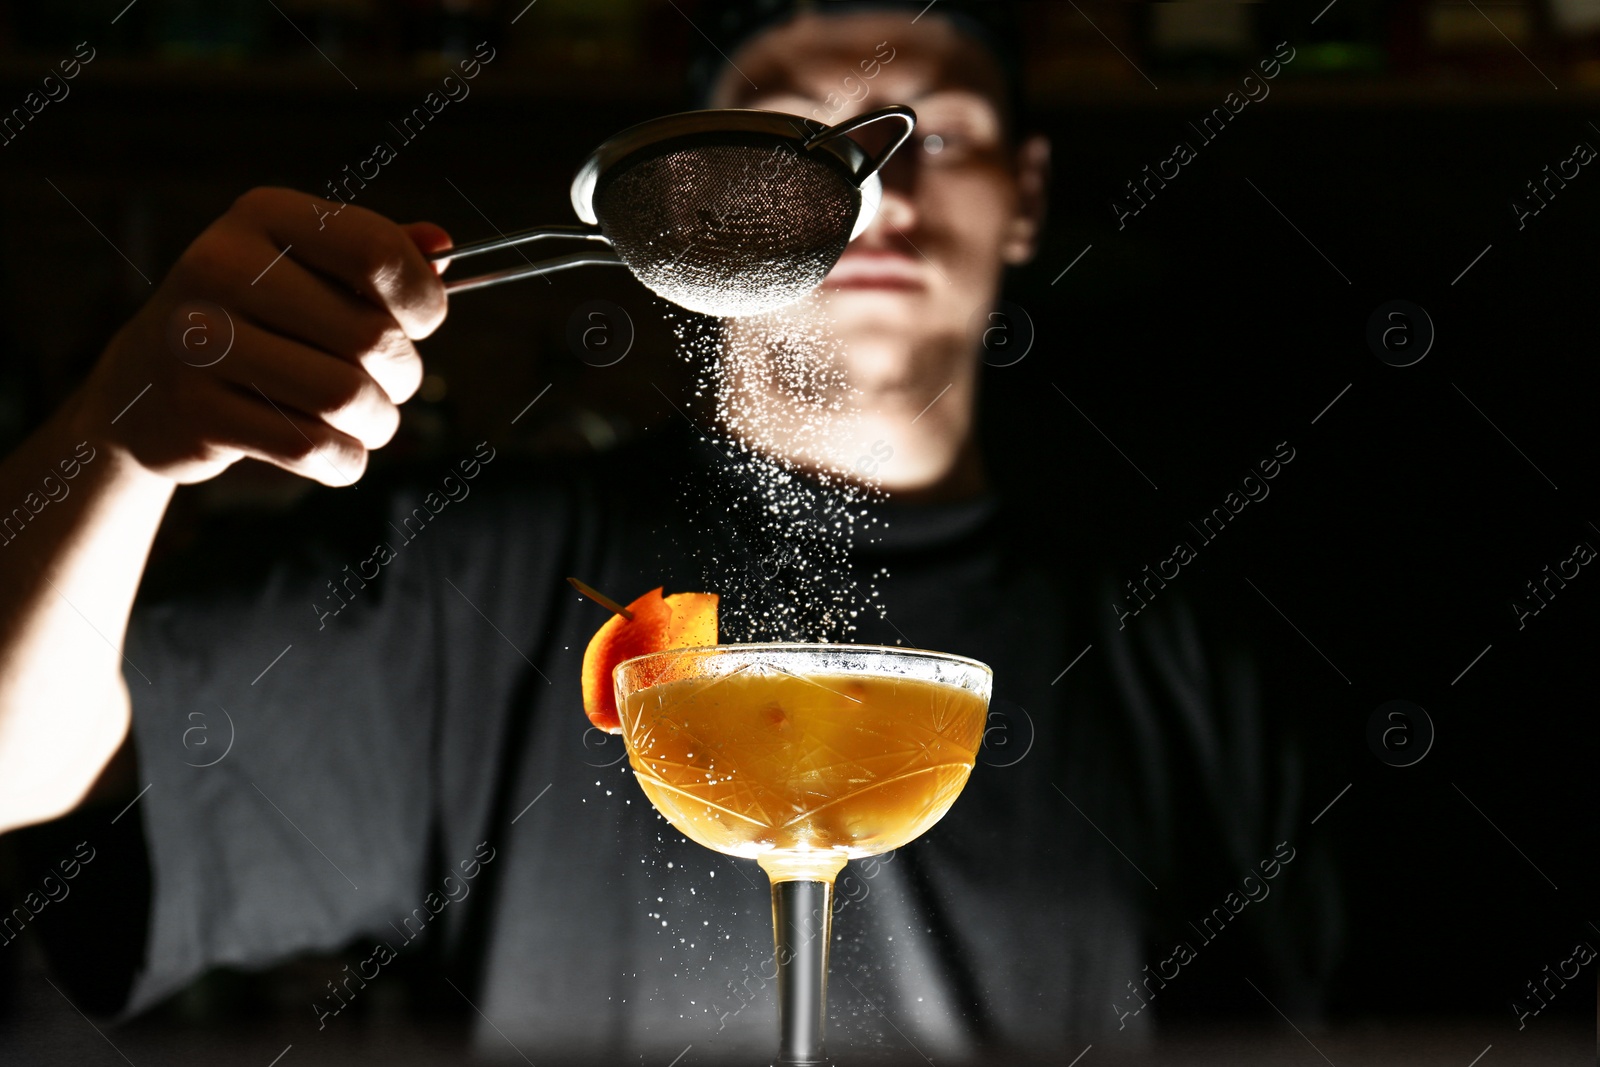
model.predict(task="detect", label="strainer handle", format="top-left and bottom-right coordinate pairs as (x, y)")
top-left (803, 104), bottom-right (917, 186)
top-left (427, 224), bottom-right (623, 294)
top-left (427, 223), bottom-right (609, 264)
top-left (437, 250), bottom-right (625, 295)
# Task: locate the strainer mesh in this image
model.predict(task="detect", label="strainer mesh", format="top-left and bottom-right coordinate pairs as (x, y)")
top-left (594, 142), bottom-right (858, 318)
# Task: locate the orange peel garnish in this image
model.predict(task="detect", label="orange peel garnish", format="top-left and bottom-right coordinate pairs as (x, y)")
top-left (575, 582), bottom-right (718, 733)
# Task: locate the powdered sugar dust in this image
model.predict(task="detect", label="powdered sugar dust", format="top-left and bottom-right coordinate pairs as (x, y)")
top-left (668, 291), bottom-right (889, 643)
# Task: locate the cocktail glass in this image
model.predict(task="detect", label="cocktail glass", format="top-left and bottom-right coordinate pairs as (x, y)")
top-left (614, 643), bottom-right (993, 1066)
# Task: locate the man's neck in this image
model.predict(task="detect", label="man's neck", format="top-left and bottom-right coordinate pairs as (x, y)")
top-left (711, 315), bottom-right (987, 502)
top-left (714, 380), bottom-right (987, 504)
top-left (884, 434), bottom-right (988, 505)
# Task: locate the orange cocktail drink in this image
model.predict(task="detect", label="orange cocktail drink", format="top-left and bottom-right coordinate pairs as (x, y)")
top-left (620, 665), bottom-right (986, 877)
top-left (613, 644), bottom-right (993, 1067)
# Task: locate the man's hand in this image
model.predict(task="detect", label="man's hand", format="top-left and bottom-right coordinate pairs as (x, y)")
top-left (76, 187), bottom-right (452, 486)
top-left (0, 190), bottom-right (453, 834)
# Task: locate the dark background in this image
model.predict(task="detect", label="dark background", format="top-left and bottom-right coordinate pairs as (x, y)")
top-left (0, 0), bottom-right (1594, 1059)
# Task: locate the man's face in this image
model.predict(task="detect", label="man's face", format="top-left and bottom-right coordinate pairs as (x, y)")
top-left (710, 11), bottom-right (1047, 392)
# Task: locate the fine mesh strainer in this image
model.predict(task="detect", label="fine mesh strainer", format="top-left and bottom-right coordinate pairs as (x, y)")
top-left (429, 105), bottom-right (916, 317)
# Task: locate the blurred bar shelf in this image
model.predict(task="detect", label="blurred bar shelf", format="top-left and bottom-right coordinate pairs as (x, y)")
top-left (0, 56), bottom-right (1596, 109)
top-left (0, 55), bottom-right (675, 102)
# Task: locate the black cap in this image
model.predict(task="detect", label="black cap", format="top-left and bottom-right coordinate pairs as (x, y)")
top-left (684, 0), bottom-right (1027, 134)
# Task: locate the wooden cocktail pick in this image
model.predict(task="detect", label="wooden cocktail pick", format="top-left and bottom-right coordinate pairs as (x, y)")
top-left (567, 576), bottom-right (635, 621)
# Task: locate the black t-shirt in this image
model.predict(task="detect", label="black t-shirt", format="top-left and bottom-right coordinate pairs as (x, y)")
top-left (32, 421), bottom-right (1334, 1063)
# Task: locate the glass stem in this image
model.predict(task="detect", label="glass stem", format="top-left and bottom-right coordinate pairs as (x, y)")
top-left (770, 878), bottom-right (835, 1066)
